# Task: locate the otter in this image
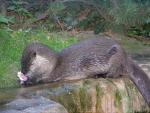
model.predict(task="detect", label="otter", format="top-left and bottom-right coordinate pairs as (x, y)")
top-left (17, 36), bottom-right (150, 107)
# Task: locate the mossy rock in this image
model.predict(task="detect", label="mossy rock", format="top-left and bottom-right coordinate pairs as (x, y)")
top-left (17, 78), bottom-right (150, 113)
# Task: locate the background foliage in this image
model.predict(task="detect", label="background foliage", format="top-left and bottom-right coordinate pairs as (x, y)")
top-left (0, 0), bottom-right (150, 37)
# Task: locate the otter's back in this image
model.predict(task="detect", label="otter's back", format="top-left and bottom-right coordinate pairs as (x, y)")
top-left (55, 36), bottom-right (126, 79)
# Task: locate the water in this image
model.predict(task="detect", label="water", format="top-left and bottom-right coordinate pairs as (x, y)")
top-left (0, 79), bottom-right (80, 106)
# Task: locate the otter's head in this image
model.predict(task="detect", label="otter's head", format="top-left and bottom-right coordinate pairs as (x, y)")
top-left (18, 43), bottom-right (58, 87)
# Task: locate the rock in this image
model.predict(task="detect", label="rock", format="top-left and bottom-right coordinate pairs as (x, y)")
top-left (136, 60), bottom-right (150, 78)
top-left (0, 97), bottom-right (68, 113)
top-left (16, 78), bottom-right (150, 113)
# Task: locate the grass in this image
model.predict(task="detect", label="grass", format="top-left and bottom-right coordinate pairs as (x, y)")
top-left (113, 34), bottom-right (150, 56)
top-left (0, 28), bottom-right (78, 88)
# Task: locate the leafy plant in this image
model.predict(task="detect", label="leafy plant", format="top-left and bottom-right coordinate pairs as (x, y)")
top-left (78, 10), bottom-right (106, 33)
top-left (128, 22), bottom-right (150, 38)
top-left (0, 14), bottom-right (14, 30)
top-left (7, 0), bottom-right (32, 25)
top-left (0, 15), bottom-right (14, 24)
top-left (8, 0), bottom-right (32, 17)
top-left (61, 0), bottom-right (150, 34)
top-left (47, 2), bottom-right (66, 31)
top-left (0, 14), bottom-right (14, 25)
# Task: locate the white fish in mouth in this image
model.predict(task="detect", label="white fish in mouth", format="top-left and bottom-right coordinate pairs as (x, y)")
top-left (17, 71), bottom-right (28, 82)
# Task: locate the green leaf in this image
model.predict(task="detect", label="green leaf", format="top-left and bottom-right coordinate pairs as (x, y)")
top-left (49, 2), bottom-right (65, 13)
top-left (0, 15), bottom-right (9, 24)
top-left (0, 15), bottom-right (14, 24)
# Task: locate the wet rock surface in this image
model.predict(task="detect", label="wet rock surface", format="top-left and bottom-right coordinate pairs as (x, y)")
top-left (0, 97), bottom-right (68, 113)
top-left (8, 78), bottom-right (149, 113)
top-left (135, 58), bottom-right (150, 78)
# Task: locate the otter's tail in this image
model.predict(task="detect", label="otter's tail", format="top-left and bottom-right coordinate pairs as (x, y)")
top-left (129, 60), bottom-right (150, 107)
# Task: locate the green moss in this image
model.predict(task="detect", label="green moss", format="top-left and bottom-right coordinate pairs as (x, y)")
top-left (114, 90), bottom-right (122, 108)
top-left (95, 84), bottom-right (104, 113)
top-left (60, 95), bottom-right (78, 113)
top-left (55, 86), bottom-right (92, 113)
top-left (124, 80), bottom-right (136, 113)
top-left (79, 87), bottom-right (92, 113)
top-left (48, 82), bottom-right (93, 113)
top-left (53, 89), bottom-right (80, 113)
